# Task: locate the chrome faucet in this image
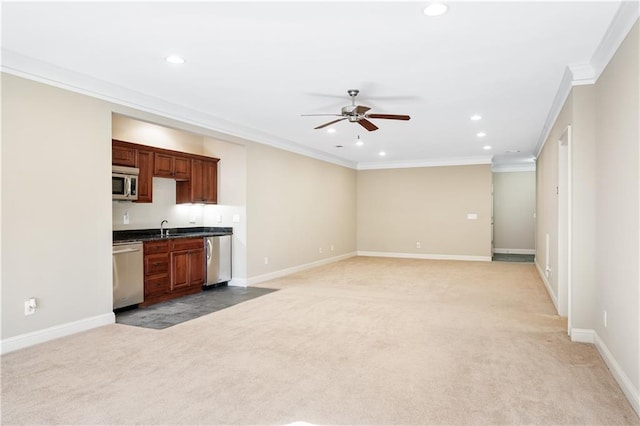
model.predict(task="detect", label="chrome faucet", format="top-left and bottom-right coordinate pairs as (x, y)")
top-left (160, 220), bottom-right (168, 238)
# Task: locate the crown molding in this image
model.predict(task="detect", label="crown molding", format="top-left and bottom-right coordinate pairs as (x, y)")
top-left (537, 6), bottom-right (639, 158)
top-left (568, 63), bottom-right (596, 85)
top-left (535, 66), bottom-right (573, 157)
top-left (1, 49), bottom-right (357, 170)
top-left (590, 2), bottom-right (640, 81)
top-left (492, 163), bottom-right (536, 173)
top-left (357, 155), bottom-right (492, 171)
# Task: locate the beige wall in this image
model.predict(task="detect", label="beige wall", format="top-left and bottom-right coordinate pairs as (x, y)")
top-left (1, 73), bottom-right (113, 339)
top-left (492, 171), bottom-right (535, 252)
top-left (571, 84), bottom-right (597, 328)
top-left (246, 143), bottom-right (357, 280)
top-left (203, 136), bottom-right (248, 281)
top-left (594, 21), bottom-right (639, 395)
top-left (357, 165), bottom-right (492, 259)
top-left (112, 114), bottom-right (204, 155)
top-left (536, 92), bottom-right (571, 309)
top-left (535, 21), bottom-right (639, 403)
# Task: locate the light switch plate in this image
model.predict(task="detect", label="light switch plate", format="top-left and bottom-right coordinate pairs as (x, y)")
top-left (467, 213), bottom-right (478, 220)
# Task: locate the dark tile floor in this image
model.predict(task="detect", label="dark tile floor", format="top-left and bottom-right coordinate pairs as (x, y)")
top-left (115, 286), bottom-right (277, 330)
top-left (492, 253), bottom-right (535, 263)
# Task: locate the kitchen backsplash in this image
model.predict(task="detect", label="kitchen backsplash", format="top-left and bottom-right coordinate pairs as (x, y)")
top-left (113, 177), bottom-right (243, 231)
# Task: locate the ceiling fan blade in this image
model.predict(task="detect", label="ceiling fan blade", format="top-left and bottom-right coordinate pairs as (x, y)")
top-left (358, 119), bottom-right (379, 132)
top-left (355, 105), bottom-right (371, 115)
top-left (314, 117), bottom-right (348, 129)
top-left (366, 114), bottom-right (411, 121)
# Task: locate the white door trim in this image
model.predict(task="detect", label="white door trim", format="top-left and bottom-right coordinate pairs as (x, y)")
top-left (558, 125), bottom-right (572, 334)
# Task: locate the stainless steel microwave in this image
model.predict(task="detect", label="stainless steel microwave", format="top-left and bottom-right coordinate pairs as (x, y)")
top-left (112, 165), bottom-right (139, 201)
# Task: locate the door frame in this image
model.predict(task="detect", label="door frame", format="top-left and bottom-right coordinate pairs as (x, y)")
top-left (558, 125), bottom-right (572, 334)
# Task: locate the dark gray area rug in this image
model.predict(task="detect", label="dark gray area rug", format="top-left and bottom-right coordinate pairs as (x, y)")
top-left (492, 253), bottom-right (535, 263)
top-left (116, 286), bottom-right (277, 329)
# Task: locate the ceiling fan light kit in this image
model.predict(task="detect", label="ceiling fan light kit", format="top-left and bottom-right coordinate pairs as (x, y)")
top-left (302, 89), bottom-right (411, 132)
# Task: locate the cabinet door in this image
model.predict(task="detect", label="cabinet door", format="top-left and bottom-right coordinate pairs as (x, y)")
top-left (191, 159), bottom-right (205, 202)
top-left (112, 144), bottom-right (136, 167)
top-left (135, 149), bottom-right (153, 203)
top-left (203, 160), bottom-right (218, 204)
top-left (153, 153), bottom-right (174, 177)
top-left (171, 251), bottom-right (190, 291)
top-left (173, 156), bottom-right (191, 181)
top-left (189, 248), bottom-right (205, 287)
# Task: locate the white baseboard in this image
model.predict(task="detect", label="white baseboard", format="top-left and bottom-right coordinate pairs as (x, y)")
top-left (357, 251), bottom-right (491, 262)
top-left (0, 312), bottom-right (115, 355)
top-left (228, 278), bottom-right (247, 287)
top-left (247, 252), bottom-right (357, 286)
top-left (535, 261), bottom-right (559, 313)
top-left (493, 248), bottom-right (536, 255)
top-left (570, 328), bottom-right (595, 343)
top-left (594, 332), bottom-right (640, 417)
top-left (571, 328), bottom-right (640, 417)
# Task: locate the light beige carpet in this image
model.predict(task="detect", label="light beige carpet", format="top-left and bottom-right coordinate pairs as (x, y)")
top-left (2, 257), bottom-right (638, 425)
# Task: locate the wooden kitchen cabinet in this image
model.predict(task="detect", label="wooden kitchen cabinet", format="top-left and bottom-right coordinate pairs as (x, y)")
top-left (176, 158), bottom-right (218, 204)
top-left (142, 240), bottom-right (170, 303)
top-left (112, 140), bottom-right (219, 205)
top-left (112, 143), bottom-right (136, 167)
top-left (170, 238), bottom-right (205, 291)
top-left (154, 153), bottom-right (191, 180)
top-left (135, 148), bottom-right (153, 203)
top-left (112, 140), bottom-right (154, 203)
top-left (142, 238), bottom-right (204, 306)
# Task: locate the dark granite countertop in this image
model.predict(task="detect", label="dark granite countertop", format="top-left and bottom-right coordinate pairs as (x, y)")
top-left (113, 226), bottom-right (232, 244)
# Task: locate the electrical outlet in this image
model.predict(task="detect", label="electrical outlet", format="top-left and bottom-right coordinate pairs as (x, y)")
top-left (416, 242), bottom-right (421, 249)
top-left (264, 257), bottom-right (269, 265)
top-left (123, 211), bottom-right (129, 225)
top-left (24, 298), bottom-right (37, 316)
top-left (319, 247), bottom-right (323, 253)
top-left (330, 245), bottom-right (334, 252)
top-left (603, 310), bottom-right (607, 328)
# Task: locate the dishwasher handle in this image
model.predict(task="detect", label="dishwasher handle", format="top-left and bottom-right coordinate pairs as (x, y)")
top-left (113, 247), bottom-right (141, 255)
top-left (206, 238), bottom-right (212, 261)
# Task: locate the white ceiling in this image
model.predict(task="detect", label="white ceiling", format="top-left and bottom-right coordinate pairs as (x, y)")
top-left (1, 1), bottom-right (625, 170)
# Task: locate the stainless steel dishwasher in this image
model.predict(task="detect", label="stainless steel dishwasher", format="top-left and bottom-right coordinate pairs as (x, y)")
top-left (112, 241), bottom-right (144, 309)
top-left (205, 235), bottom-right (232, 287)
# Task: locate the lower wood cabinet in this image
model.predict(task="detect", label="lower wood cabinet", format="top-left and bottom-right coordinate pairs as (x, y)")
top-left (170, 238), bottom-right (205, 291)
top-left (142, 238), bottom-right (204, 306)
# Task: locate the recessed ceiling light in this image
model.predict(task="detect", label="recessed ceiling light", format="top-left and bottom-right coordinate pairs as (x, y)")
top-left (470, 114), bottom-right (482, 121)
top-left (327, 128), bottom-right (336, 134)
top-left (476, 132), bottom-right (487, 138)
top-left (423, 3), bottom-right (448, 16)
top-left (165, 55), bottom-right (185, 64)
top-left (483, 145), bottom-right (492, 150)
top-left (379, 151), bottom-right (387, 157)
top-left (355, 135), bottom-right (364, 146)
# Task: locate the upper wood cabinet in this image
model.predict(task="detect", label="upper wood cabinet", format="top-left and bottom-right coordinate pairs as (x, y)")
top-left (136, 148), bottom-right (153, 203)
top-left (154, 153), bottom-right (190, 180)
top-left (112, 140), bottom-right (153, 203)
top-left (112, 144), bottom-right (136, 167)
top-left (176, 158), bottom-right (218, 204)
top-left (112, 140), bottom-right (220, 205)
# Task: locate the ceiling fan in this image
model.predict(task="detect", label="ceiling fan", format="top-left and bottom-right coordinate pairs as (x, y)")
top-left (302, 89), bottom-right (410, 131)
